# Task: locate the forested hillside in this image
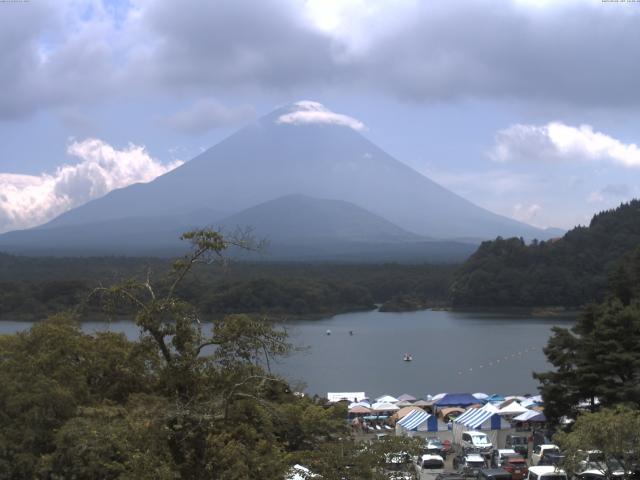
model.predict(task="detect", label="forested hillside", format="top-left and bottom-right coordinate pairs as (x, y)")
top-left (0, 254), bottom-right (455, 319)
top-left (451, 200), bottom-right (640, 307)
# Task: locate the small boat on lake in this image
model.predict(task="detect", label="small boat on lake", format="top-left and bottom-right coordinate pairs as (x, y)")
top-left (403, 353), bottom-right (413, 362)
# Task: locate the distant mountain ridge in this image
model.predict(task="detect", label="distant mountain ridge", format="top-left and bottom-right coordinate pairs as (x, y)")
top-left (0, 101), bottom-right (558, 260)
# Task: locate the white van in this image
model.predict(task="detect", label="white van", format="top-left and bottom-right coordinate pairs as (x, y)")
top-left (415, 454), bottom-right (445, 477)
top-left (461, 431), bottom-right (493, 454)
top-left (527, 466), bottom-right (568, 480)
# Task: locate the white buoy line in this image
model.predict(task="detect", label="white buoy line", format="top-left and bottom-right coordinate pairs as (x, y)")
top-left (456, 346), bottom-right (539, 375)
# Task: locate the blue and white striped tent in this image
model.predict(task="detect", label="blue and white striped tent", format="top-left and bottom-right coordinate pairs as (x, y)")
top-left (396, 409), bottom-right (438, 432)
top-left (453, 408), bottom-right (506, 430)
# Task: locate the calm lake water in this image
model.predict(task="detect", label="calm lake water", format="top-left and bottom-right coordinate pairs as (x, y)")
top-left (0, 309), bottom-right (575, 399)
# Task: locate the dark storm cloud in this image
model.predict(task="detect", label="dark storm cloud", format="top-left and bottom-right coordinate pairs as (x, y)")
top-left (360, 1), bottom-right (640, 108)
top-left (137, 0), bottom-right (344, 92)
top-left (135, 0), bottom-right (640, 108)
top-left (3, 0), bottom-right (640, 120)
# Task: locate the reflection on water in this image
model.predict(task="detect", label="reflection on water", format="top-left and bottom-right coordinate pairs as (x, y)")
top-left (0, 309), bottom-right (575, 398)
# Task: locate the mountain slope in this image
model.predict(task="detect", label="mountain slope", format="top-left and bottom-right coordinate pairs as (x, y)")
top-left (40, 101), bottom-right (550, 240)
top-left (217, 194), bottom-right (421, 244)
top-left (450, 200), bottom-right (640, 307)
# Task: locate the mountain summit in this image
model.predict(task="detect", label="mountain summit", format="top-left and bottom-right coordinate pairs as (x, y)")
top-left (0, 101), bottom-right (554, 258)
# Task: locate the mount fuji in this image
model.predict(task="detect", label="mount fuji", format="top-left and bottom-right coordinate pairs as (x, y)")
top-left (0, 101), bottom-right (557, 260)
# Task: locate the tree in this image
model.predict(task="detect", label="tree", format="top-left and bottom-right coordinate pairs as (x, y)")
top-left (535, 300), bottom-right (640, 424)
top-left (535, 246), bottom-right (640, 424)
top-left (554, 406), bottom-right (640, 480)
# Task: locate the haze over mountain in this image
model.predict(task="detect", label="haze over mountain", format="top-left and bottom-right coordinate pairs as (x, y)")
top-left (0, 101), bottom-right (559, 259)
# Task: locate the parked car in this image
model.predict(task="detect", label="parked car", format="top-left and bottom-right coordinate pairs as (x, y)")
top-left (505, 434), bottom-right (529, 457)
top-left (526, 466), bottom-right (567, 480)
top-left (416, 454), bottom-right (446, 477)
top-left (491, 449), bottom-right (518, 468)
top-left (461, 431), bottom-right (493, 455)
top-left (456, 453), bottom-right (486, 477)
top-left (500, 456), bottom-right (529, 480)
top-left (531, 445), bottom-right (561, 467)
top-left (477, 468), bottom-right (513, 480)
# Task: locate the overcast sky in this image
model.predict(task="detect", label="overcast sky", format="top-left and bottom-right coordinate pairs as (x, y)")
top-left (2, 0), bottom-right (640, 232)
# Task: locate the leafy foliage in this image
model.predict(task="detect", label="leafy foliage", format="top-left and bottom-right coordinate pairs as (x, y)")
top-left (554, 406), bottom-right (640, 480)
top-left (451, 200), bottom-right (640, 307)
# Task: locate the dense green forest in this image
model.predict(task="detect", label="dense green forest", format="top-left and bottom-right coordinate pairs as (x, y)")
top-left (0, 253), bottom-right (455, 319)
top-left (451, 200), bottom-right (640, 307)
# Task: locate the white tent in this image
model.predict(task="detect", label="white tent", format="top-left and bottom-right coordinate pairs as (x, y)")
top-left (513, 409), bottom-right (539, 422)
top-left (521, 398), bottom-right (539, 408)
top-left (431, 393), bottom-right (447, 402)
top-left (376, 395), bottom-right (399, 403)
top-left (498, 401), bottom-right (529, 415)
top-left (482, 402), bottom-right (500, 413)
top-left (348, 401), bottom-right (371, 409)
top-left (371, 401), bottom-right (400, 411)
top-left (473, 392), bottom-right (489, 400)
top-left (327, 392), bottom-right (367, 403)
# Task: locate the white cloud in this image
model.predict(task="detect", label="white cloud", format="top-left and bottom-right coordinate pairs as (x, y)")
top-left (162, 99), bottom-right (256, 134)
top-left (489, 122), bottom-right (640, 167)
top-left (276, 100), bottom-right (366, 131)
top-left (513, 203), bottom-right (542, 223)
top-left (0, 139), bottom-right (182, 233)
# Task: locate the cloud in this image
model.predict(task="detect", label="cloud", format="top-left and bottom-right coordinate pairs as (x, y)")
top-left (276, 100), bottom-right (366, 131)
top-left (489, 122), bottom-right (640, 167)
top-left (513, 203), bottom-right (542, 223)
top-left (162, 99), bottom-right (256, 134)
top-left (0, 139), bottom-right (182, 233)
top-left (4, 0), bottom-right (640, 120)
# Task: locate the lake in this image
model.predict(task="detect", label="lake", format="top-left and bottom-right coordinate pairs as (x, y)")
top-left (0, 309), bottom-right (575, 399)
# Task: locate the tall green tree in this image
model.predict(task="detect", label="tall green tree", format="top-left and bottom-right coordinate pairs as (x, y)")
top-left (535, 246), bottom-right (640, 424)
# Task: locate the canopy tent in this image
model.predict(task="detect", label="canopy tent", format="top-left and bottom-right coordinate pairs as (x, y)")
top-left (349, 405), bottom-right (372, 414)
top-left (371, 401), bottom-right (400, 412)
top-left (413, 399), bottom-right (432, 407)
top-left (498, 401), bottom-right (529, 415)
top-left (396, 409), bottom-right (438, 432)
top-left (482, 402), bottom-right (500, 413)
top-left (521, 398), bottom-right (541, 408)
top-left (328, 392), bottom-right (367, 403)
top-left (397, 393), bottom-right (417, 402)
top-left (396, 400), bottom-right (415, 407)
top-left (348, 401), bottom-right (371, 409)
top-left (393, 406), bottom-right (423, 420)
top-left (473, 392), bottom-right (489, 400)
top-left (454, 408), bottom-right (506, 430)
top-left (528, 412), bottom-right (546, 422)
top-left (434, 393), bottom-right (480, 407)
top-left (485, 394), bottom-right (505, 403)
top-left (438, 407), bottom-right (465, 419)
top-left (376, 395), bottom-right (399, 403)
top-left (513, 409), bottom-right (538, 421)
top-left (431, 393), bottom-right (447, 401)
